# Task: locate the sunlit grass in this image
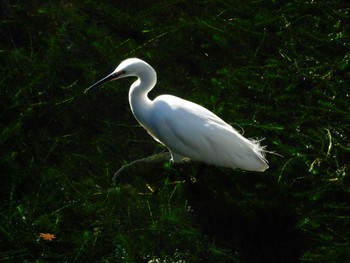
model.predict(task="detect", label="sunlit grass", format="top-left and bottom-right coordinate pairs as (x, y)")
top-left (1, 0), bottom-right (349, 262)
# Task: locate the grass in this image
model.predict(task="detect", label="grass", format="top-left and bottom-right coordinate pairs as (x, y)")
top-left (1, 0), bottom-right (349, 262)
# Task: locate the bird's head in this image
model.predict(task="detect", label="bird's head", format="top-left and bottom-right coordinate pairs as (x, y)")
top-left (84, 58), bottom-right (151, 93)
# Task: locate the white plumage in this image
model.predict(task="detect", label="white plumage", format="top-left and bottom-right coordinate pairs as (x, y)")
top-left (86, 58), bottom-right (268, 172)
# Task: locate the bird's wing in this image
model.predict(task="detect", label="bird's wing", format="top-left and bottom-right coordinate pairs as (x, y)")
top-left (148, 95), bottom-right (268, 171)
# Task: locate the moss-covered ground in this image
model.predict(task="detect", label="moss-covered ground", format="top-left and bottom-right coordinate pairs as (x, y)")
top-left (1, 1), bottom-right (349, 262)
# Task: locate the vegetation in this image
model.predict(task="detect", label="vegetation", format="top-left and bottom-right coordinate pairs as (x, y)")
top-left (1, 0), bottom-right (349, 262)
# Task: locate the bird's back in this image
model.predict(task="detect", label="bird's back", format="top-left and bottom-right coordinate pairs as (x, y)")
top-left (144, 95), bottom-right (268, 172)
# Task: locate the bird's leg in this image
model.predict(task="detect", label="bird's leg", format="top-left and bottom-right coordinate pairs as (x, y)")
top-left (113, 151), bottom-right (171, 183)
top-left (170, 152), bottom-right (188, 163)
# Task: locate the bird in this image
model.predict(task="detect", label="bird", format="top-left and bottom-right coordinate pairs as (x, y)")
top-left (85, 58), bottom-right (269, 172)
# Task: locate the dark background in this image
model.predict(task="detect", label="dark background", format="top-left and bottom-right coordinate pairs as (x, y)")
top-left (1, 1), bottom-right (349, 262)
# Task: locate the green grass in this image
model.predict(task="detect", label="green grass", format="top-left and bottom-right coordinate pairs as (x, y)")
top-left (1, 0), bottom-right (349, 262)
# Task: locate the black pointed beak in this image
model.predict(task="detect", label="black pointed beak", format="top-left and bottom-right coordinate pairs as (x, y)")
top-left (84, 71), bottom-right (123, 93)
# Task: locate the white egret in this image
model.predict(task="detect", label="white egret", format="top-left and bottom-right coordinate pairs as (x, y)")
top-left (85, 58), bottom-right (268, 172)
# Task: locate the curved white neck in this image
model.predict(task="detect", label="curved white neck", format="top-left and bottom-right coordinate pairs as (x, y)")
top-left (128, 65), bottom-right (157, 125)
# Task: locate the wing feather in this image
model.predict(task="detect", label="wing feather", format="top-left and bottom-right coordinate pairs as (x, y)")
top-left (145, 95), bottom-right (268, 171)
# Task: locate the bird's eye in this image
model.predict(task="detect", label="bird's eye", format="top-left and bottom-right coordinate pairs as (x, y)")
top-left (115, 70), bottom-right (127, 79)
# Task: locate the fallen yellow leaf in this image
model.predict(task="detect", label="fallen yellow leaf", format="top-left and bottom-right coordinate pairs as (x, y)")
top-left (39, 232), bottom-right (56, 241)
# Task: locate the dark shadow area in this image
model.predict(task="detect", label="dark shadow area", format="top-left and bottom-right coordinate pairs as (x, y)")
top-left (1, 0), bottom-right (349, 262)
top-left (186, 166), bottom-right (305, 262)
